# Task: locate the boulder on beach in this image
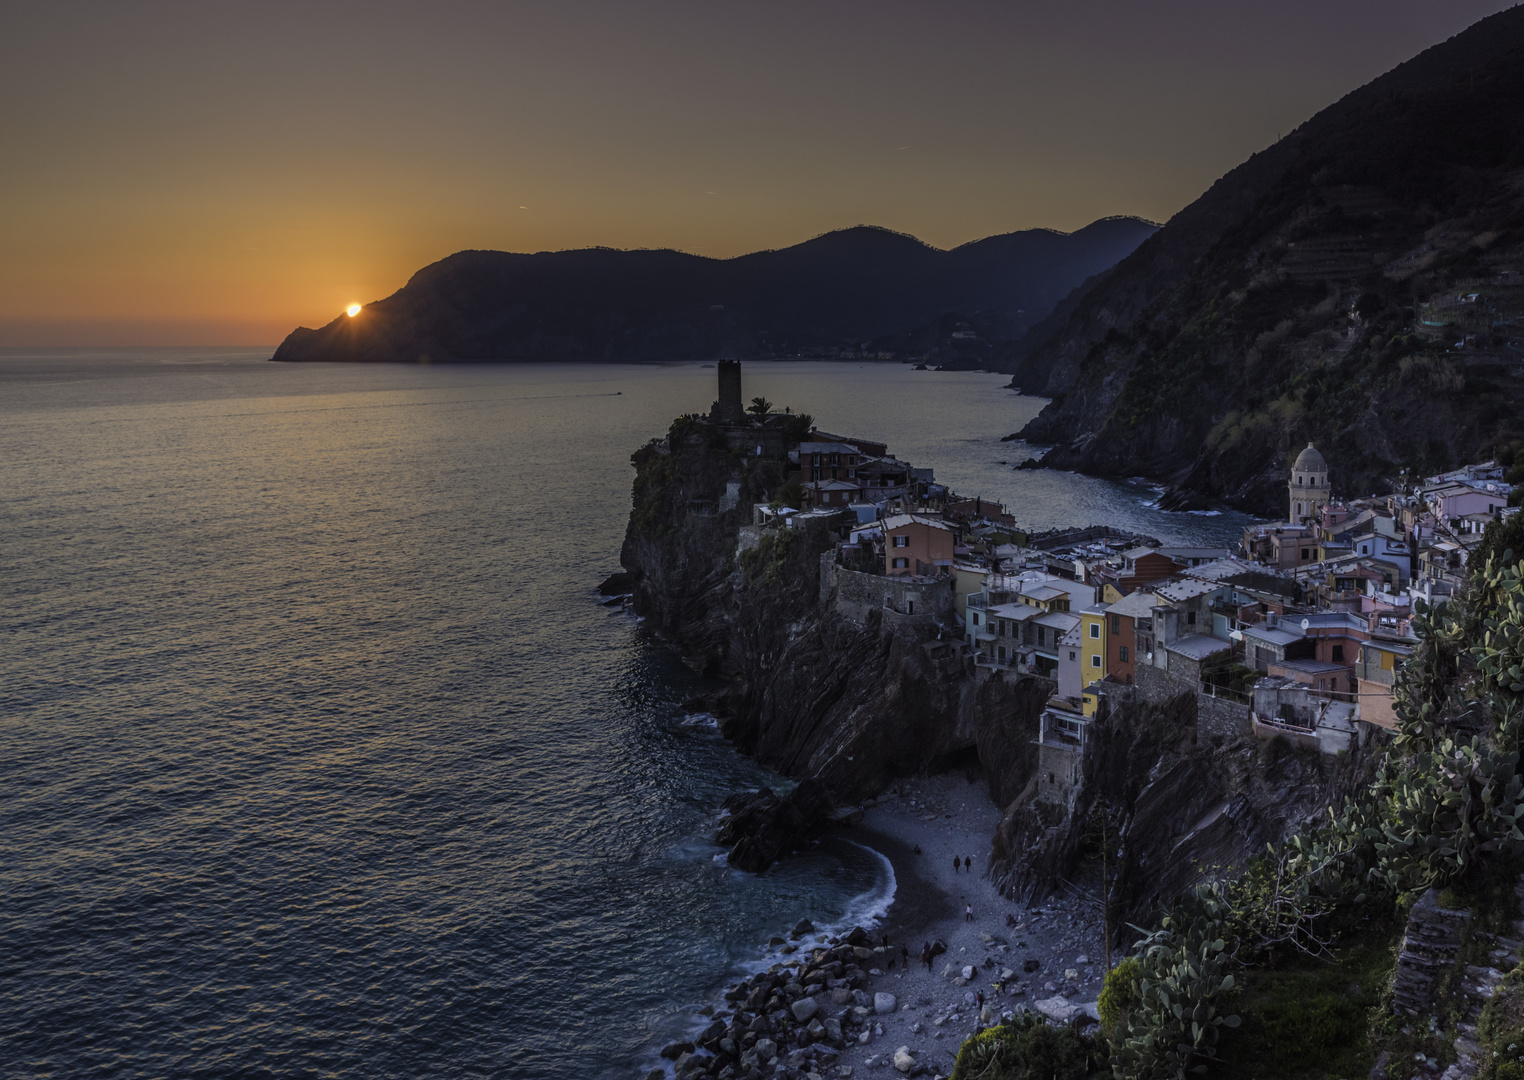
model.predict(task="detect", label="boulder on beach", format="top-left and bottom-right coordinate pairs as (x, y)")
top-left (874, 992), bottom-right (897, 1015)
top-left (660, 1040), bottom-right (695, 1059)
top-left (792, 997), bottom-right (819, 1022)
top-left (893, 1046), bottom-right (916, 1074)
top-left (754, 1037), bottom-right (778, 1062)
top-left (1034, 995), bottom-right (1082, 1022)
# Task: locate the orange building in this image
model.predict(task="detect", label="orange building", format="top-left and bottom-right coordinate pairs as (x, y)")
top-left (882, 513), bottom-right (956, 576)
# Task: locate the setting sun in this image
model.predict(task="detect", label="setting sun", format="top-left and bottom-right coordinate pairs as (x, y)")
top-left (346, 303), bottom-right (361, 317)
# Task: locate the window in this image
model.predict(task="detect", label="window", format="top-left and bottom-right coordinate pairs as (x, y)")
top-left (1187, 611), bottom-right (1196, 626)
top-left (1301, 548), bottom-right (1310, 560)
top-left (1069, 651), bottom-right (1076, 661)
top-left (892, 557), bottom-right (908, 569)
top-left (1119, 646), bottom-right (1129, 662)
top-left (906, 600), bottom-right (914, 615)
top-left (830, 454), bottom-right (839, 465)
top-left (1089, 623), bottom-right (1100, 639)
top-left (997, 646), bottom-right (1005, 660)
top-left (1091, 654), bottom-right (1101, 668)
top-left (893, 535), bottom-right (909, 548)
top-left (1111, 615), bottom-right (1120, 634)
top-left (1332, 644), bottom-right (1344, 662)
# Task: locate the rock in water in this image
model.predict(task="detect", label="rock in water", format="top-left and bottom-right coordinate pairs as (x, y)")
top-left (597, 570), bottom-right (633, 596)
top-left (717, 779), bottom-right (834, 873)
top-left (874, 992), bottom-right (897, 1015)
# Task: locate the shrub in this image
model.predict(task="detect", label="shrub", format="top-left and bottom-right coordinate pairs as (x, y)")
top-left (1098, 958), bottom-right (1141, 1045)
top-left (949, 1014), bottom-right (1108, 1080)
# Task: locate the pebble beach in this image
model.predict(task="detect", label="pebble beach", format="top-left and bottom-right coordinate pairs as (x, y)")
top-left (657, 775), bottom-right (1112, 1079)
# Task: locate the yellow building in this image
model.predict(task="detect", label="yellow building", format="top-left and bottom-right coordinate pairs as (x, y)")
top-left (1078, 603), bottom-right (1110, 698)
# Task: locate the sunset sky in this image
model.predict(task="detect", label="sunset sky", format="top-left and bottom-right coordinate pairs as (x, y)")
top-left (2, 0), bottom-right (1515, 346)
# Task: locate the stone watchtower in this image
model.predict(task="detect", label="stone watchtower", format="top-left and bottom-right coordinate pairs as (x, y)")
top-left (1289, 442), bottom-right (1330, 524)
top-left (710, 359), bottom-right (745, 425)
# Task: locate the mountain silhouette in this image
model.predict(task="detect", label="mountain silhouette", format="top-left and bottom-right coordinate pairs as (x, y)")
top-left (271, 218), bottom-right (1157, 363)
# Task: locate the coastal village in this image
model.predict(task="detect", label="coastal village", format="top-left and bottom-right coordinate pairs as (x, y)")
top-left (712, 360), bottom-right (1517, 805)
top-left (644, 362), bottom-right (1524, 1080)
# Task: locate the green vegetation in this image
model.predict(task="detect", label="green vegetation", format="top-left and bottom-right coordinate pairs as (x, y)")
top-left (1097, 958), bottom-right (1140, 1044)
top-left (948, 1014), bottom-right (1109, 1080)
top-left (739, 529), bottom-right (799, 584)
top-left (1208, 927), bottom-right (1396, 1079)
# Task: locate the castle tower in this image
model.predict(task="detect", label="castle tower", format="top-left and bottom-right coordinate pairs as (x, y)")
top-left (1289, 442), bottom-right (1330, 524)
top-left (711, 359), bottom-right (744, 425)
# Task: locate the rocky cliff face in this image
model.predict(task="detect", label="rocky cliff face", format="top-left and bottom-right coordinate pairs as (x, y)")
top-left (620, 426), bottom-right (1368, 914)
top-left (620, 422), bottom-right (1052, 809)
top-left (989, 689), bottom-right (1375, 929)
top-left (1009, 8), bottom-right (1524, 515)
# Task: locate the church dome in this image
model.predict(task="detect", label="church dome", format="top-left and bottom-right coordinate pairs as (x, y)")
top-left (1292, 442), bottom-right (1326, 473)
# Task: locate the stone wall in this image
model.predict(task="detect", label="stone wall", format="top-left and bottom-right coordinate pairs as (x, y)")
top-left (1136, 662), bottom-right (1193, 705)
top-left (1126, 664), bottom-right (1251, 741)
top-left (737, 523), bottom-right (763, 556)
top-left (1198, 690), bottom-right (1252, 742)
top-left (821, 557), bottom-right (955, 626)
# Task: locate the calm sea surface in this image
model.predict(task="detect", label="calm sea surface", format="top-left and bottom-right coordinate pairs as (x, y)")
top-left (0, 351), bottom-right (1250, 1079)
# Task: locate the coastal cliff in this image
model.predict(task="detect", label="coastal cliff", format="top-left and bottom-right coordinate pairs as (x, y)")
top-left (619, 419), bottom-right (1050, 806)
top-left (617, 417), bottom-right (1368, 933)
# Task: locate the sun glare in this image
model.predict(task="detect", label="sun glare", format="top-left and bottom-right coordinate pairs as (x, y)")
top-left (346, 303), bottom-right (361, 317)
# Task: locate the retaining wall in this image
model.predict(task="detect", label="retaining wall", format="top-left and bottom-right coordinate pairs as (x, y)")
top-left (820, 556), bottom-right (954, 625)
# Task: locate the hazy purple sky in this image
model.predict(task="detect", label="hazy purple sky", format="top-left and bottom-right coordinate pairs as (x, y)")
top-left (1, 0), bottom-right (1515, 344)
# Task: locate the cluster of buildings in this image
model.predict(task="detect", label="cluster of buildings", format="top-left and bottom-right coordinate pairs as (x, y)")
top-left (711, 364), bottom-right (1517, 800)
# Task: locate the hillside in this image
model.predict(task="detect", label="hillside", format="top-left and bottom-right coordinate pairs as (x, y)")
top-left (269, 218), bottom-right (1156, 364)
top-left (1011, 6), bottom-right (1524, 516)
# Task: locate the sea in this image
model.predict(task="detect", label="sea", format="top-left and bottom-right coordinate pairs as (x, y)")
top-left (0, 350), bottom-right (1252, 1079)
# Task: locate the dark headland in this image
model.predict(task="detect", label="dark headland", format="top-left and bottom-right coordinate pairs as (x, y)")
top-left (268, 218), bottom-right (1157, 368)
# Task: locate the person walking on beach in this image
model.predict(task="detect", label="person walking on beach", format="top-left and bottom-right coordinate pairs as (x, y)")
top-left (952, 854), bottom-right (960, 874)
top-left (965, 903), bottom-right (974, 922)
top-left (901, 944), bottom-right (910, 968)
top-left (964, 855), bottom-right (973, 873)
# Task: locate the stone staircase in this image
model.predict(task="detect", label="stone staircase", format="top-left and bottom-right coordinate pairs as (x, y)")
top-left (1380, 879), bottom-right (1524, 1079)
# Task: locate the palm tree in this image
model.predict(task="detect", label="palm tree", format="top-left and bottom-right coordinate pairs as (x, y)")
top-left (747, 396), bottom-right (774, 418)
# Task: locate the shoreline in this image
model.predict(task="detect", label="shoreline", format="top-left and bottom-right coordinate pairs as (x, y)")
top-left (656, 774), bottom-right (1110, 1079)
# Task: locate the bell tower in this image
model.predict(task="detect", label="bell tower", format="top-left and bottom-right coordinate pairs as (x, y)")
top-left (1288, 442), bottom-right (1330, 524)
